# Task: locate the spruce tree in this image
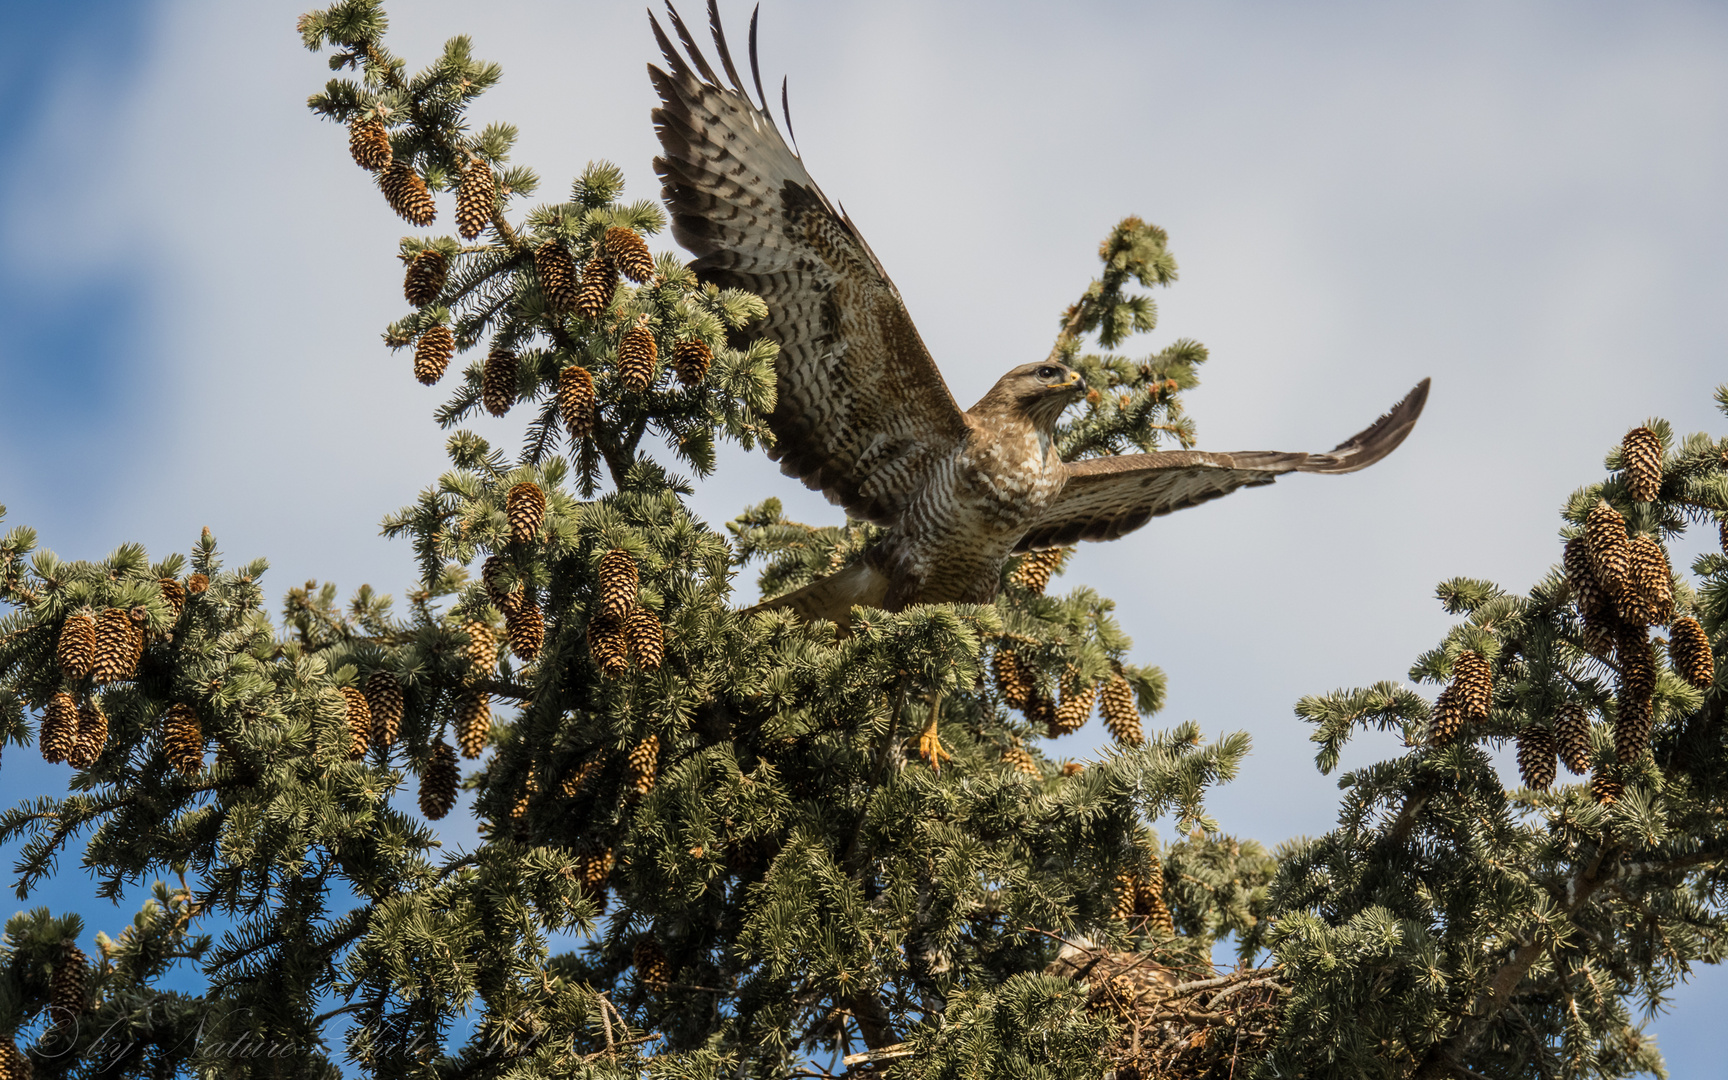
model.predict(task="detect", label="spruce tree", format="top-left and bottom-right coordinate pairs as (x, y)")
top-left (0, 4), bottom-right (1724, 1078)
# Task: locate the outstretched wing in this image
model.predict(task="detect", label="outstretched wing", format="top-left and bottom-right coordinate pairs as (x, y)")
top-left (649, 2), bottom-right (967, 527)
top-left (1016, 379), bottom-right (1430, 551)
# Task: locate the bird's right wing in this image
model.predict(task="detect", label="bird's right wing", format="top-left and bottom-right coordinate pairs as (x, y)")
top-left (650, 2), bottom-right (968, 526)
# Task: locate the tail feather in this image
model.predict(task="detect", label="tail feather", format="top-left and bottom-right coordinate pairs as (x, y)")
top-left (747, 562), bottom-right (889, 625)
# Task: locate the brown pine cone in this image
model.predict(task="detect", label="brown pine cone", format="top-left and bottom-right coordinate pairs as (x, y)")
top-left (672, 338), bottom-right (713, 386)
top-left (379, 161), bottom-right (436, 226)
top-left (598, 549), bottom-right (639, 620)
top-left (1099, 673), bottom-right (1143, 747)
top-left (403, 248), bottom-right (448, 307)
top-left (365, 671), bottom-right (404, 749)
top-left (456, 691), bottom-right (491, 759)
top-left (481, 553), bottom-right (519, 613)
top-left (1621, 426), bottom-right (1663, 503)
top-left (187, 573), bottom-right (210, 595)
top-left (535, 239), bottom-right (579, 313)
top-left (633, 938), bottom-right (672, 992)
top-left (1621, 534), bottom-right (1673, 627)
top-left (604, 226), bottom-right (656, 283)
top-left (420, 741), bottom-right (459, 820)
top-left (92, 607), bottom-right (137, 684)
top-left (588, 613), bottom-right (630, 677)
top-left (57, 612), bottom-right (95, 680)
top-left (992, 648), bottom-right (1031, 711)
top-left (1516, 726), bottom-right (1557, 791)
top-left (40, 692), bottom-right (79, 764)
top-left (626, 607), bottom-right (664, 669)
top-left (1616, 623), bottom-right (1657, 701)
top-left (1112, 872), bottom-right (1139, 922)
top-left (414, 324), bottom-right (455, 386)
top-left (1050, 669), bottom-right (1095, 735)
top-left (159, 577), bottom-right (187, 617)
top-left (163, 703), bottom-right (204, 774)
top-left (1001, 744), bottom-right (1041, 777)
top-left (1563, 535), bottom-right (1611, 626)
top-left (1585, 499), bottom-right (1630, 597)
top-left (1452, 651), bottom-right (1493, 719)
top-left (618, 318), bottom-right (658, 394)
top-left (348, 114), bottom-right (391, 171)
top-left (339, 686), bottom-right (372, 760)
top-left (506, 598), bottom-right (544, 660)
top-left (1010, 548), bottom-right (1068, 594)
top-left (575, 256), bottom-right (618, 320)
top-left (559, 365), bottom-right (596, 440)
top-left (126, 607), bottom-right (146, 670)
top-left (560, 757), bottom-right (603, 799)
top-left (1614, 697), bottom-right (1652, 765)
top-left (626, 734), bottom-right (660, 796)
top-left (1061, 762), bottom-right (1084, 777)
top-left (1554, 702), bottom-right (1592, 775)
top-left (1590, 771), bottom-right (1624, 805)
top-left (455, 159), bottom-right (496, 240)
top-left (50, 942), bottom-right (89, 1018)
top-left (506, 482), bottom-right (546, 545)
top-left (1429, 685), bottom-right (1464, 746)
top-left (481, 345), bottom-right (518, 417)
top-left (1668, 615), bottom-right (1716, 691)
top-left (578, 848), bottom-right (615, 898)
top-left (1139, 858), bottom-right (1174, 935)
top-left (0, 1036), bottom-right (29, 1080)
top-left (69, 697), bottom-right (107, 769)
top-left (462, 619), bottom-right (498, 675)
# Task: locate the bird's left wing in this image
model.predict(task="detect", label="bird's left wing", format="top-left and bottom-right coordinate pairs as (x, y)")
top-left (1015, 379), bottom-right (1429, 551)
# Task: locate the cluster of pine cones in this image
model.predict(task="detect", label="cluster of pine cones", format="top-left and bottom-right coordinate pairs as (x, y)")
top-left (993, 644), bottom-right (1144, 748)
top-left (1114, 857), bottom-right (1175, 935)
top-left (587, 549), bottom-right (665, 676)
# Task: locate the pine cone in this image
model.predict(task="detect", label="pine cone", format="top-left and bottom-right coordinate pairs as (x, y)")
top-left (1564, 535), bottom-right (1614, 636)
top-left (506, 482), bottom-right (546, 545)
top-left (1452, 651), bottom-right (1493, 719)
top-left (159, 577), bottom-right (186, 617)
top-left (456, 691), bottom-right (491, 759)
top-left (1590, 771), bottom-right (1624, 805)
top-left (414, 324), bottom-right (455, 386)
top-left (627, 734), bottom-right (660, 796)
top-left (1429, 685), bottom-right (1464, 746)
top-left (1002, 744), bottom-right (1041, 777)
top-left (339, 686), bottom-right (372, 760)
top-left (1099, 673), bottom-right (1143, 747)
top-left (57, 612), bottom-right (95, 680)
top-left (992, 649), bottom-right (1031, 710)
top-left (1050, 669), bottom-right (1094, 735)
top-left (91, 608), bottom-right (137, 684)
top-left (604, 226), bottom-right (656, 283)
top-left (633, 938), bottom-right (671, 992)
top-left (455, 159), bottom-right (496, 240)
top-left (1585, 499), bottom-right (1630, 597)
top-left (40, 692), bottom-right (78, 764)
top-left (578, 848), bottom-right (615, 899)
top-left (1617, 622), bottom-right (1657, 702)
top-left (1554, 702), bottom-right (1592, 775)
top-left (1010, 548), bottom-right (1068, 594)
top-left (575, 256), bottom-right (618, 320)
top-left (481, 345), bottom-right (518, 417)
top-left (50, 942), bottom-right (88, 1018)
top-left (1621, 426), bottom-right (1663, 503)
top-left (1140, 859), bottom-right (1174, 936)
top-left (348, 114), bottom-right (391, 172)
top-left (1516, 726), bottom-right (1557, 791)
top-left (598, 549), bottom-right (639, 620)
top-left (403, 248), bottom-right (448, 307)
top-left (626, 607), bottom-right (664, 669)
top-left (1061, 762), bottom-right (1084, 777)
top-left (187, 573), bottom-right (209, 595)
top-left (1621, 534), bottom-right (1673, 627)
top-left (588, 614), bottom-right (630, 677)
top-left (462, 619), bottom-right (498, 675)
top-left (672, 338), bottom-right (713, 386)
top-left (560, 757), bottom-right (604, 799)
top-left (481, 553), bottom-right (519, 613)
top-left (559, 365), bottom-right (596, 440)
top-left (506, 598), bottom-right (544, 661)
top-left (535, 240), bottom-right (579, 313)
top-left (420, 741), bottom-right (459, 820)
top-left (0, 1037), bottom-right (28, 1080)
top-left (365, 671), bottom-right (404, 749)
top-left (1668, 616), bottom-right (1715, 690)
top-left (126, 607), bottom-right (146, 670)
top-left (379, 161), bottom-right (436, 226)
top-left (618, 318), bottom-right (658, 394)
top-left (163, 703), bottom-right (203, 774)
top-left (69, 697), bottom-right (107, 769)
top-left (1112, 872), bottom-right (1139, 922)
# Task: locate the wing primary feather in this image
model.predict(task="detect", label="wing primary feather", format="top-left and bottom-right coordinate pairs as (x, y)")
top-left (648, 11), bottom-right (688, 77)
top-left (748, 5), bottom-right (770, 112)
top-left (668, 3), bottom-right (723, 86)
top-left (781, 75), bottom-right (800, 156)
top-left (704, 0), bottom-right (750, 98)
top-left (1303, 377), bottom-right (1430, 474)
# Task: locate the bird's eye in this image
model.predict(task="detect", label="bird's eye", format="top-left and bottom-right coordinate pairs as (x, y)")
top-left (1037, 366), bottom-right (1058, 379)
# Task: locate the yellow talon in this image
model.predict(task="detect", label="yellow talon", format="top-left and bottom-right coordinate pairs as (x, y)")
top-left (917, 694), bottom-right (952, 772)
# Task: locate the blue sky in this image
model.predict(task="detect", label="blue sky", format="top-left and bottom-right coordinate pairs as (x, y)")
top-left (3, 0), bottom-right (1727, 1071)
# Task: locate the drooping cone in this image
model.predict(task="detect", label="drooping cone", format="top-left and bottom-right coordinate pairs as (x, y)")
top-left (604, 226), bottom-right (656, 283)
top-left (414, 324), bottom-right (455, 386)
top-left (1621, 534), bottom-right (1673, 627)
top-left (575, 256), bottom-right (618, 320)
top-left (420, 741), bottom-right (458, 820)
top-left (1050, 668), bottom-right (1094, 735)
top-left (626, 607), bottom-right (665, 669)
top-left (403, 248), bottom-right (448, 307)
top-left (588, 614), bottom-right (630, 676)
top-left (1002, 744), bottom-right (1041, 777)
top-left (365, 671), bottom-right (403, 749)
top-left (348, 114), bottom-right (391, 172)
top-left (163, 703), bottom-right (203, 774)
top-left (92, 608), bottom-right (137, 684)
top-left (40, 692), bottom-right (79, 763)
top-left (1429, 685), bottom-right (1464, 746)
top-left (50, 942), bottom-right (88, 1018)
top-left (505, 599), bottom-right (544, 660)
top-left (57, 612), bottom-right (95, 680)
top-left (672, 338), bottom-right (713, 386)
top-left (481, 345), bottom-right (518, 417)
top-left (455, 159), bottom-right (496, 240)
top-left (1621, 426), bottom-right (1663, 503)
top-left (159, 577), bottom-right (186, 618)
top-left (535, 240), bottom-right (579, 313)
top-left (1112, 872), bottom-right (1139, 921)
top-left (0, 1038), bottom-right (28, 1080)
top-left (992, 648), bottom-right (1031, 711)
top-left (462, 619), bottom-right (498, 675)
top-left (481, 553), bottom-right (519, 613)
top-left (1564, 535), bottom-right (1614, 644)
top-left (187, 573), bottom-right (209, 595)
top-left (598, 549), bottom-right (638, 620)
top-left (578, 848), bottom-right (615, 903)
top-left (1061, 762), bottom-right (1084, 777)
top-left (1139, 858), bottom-right (1175, 936)
top-left (126, 608), bottom-right (147, 670)
top-left (1669, 615), bottom-right (1716, 690)
top-left (1614, 624), bottom-right (1656, 764)
top-left (1585, 499), bottom-right (1630, 597)
top-left (1554, 702), bottom-right (1592, 775)
top-left (379, 161), bottom-right (436, 226)
top-left (1010, 548), bottom-right (1068, 594)
top-left (559, 365), bottom-right (596, 440)
top-left (456, 691), bottom-right (491, 759)
top-left (618, 318), bottom-right (658, 394)
top-left (633, 938), bottom-right (671, 992)
top-left (69, 697), bottom-right (107, 769)
top-left (1099, 673), bottom-right (1143, 747)
top-left (1516, 726), bottom-right (1557, 791)
top-left (1452, 650), bottom-right (1493, 719)
top-left (339, 686), bottom-right (372, 760)
top-left (626, 734), bottom-right (660, 796)
top-left (560, 757), bottom-right (603, 799)
top-left (506, 482), bottom-right (546, 545)
top-left (1590, 771), bottom-right (1624, 805)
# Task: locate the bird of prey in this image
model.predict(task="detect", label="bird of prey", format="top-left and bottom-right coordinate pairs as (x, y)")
top-left (648, 3), bottom-right (1429, 628)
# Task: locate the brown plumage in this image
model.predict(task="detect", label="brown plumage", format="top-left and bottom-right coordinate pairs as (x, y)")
top-left (349, 114), bottom-right (392, 172)
top-left (1621, 426), bottom-right (1663, 503)
top-left (414, 324), bottom-right (455, 385)
top-left (163, 703), bottom-right (203, 774)
top-left (1668, 616), bottom-right (1715, 690)
top-left (57, 612), bottom-right (95, 680)
top-left (536, 240), bottom-right (580, 313)
top-left (506, 482), bottom-right (546, 545)
top-left (340, 686), bottom-right (372, 759)
top-left (366, 671), bottom-right (404, 749)
top-left (1554, 702), bottom-right (1592, 775)
top-left (482, 345), bottom-right (518, 417)
top-left (379, 162), bottom-right (436, 226)
top-left (604, 226), bottom-right (657, 283)
top-left (559, 365), bottom-right (597, 439)
top-left (455, 159), bottom-right (496, 240)
top-left (404, 248), bottom-right (448, 307)
top-left (40, 692), bottom-right (79, 763)
top-left (648, 10), bottom-right (1429, 625)
top-left (420, 742), bottom-right (459, 820)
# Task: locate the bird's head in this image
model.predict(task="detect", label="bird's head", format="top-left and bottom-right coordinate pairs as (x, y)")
top-left (974, 362), bottom-right (1088, 430)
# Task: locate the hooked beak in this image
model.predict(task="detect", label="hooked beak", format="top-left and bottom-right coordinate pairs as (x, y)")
top-left (1046, 371), bottom-right (1086, 394)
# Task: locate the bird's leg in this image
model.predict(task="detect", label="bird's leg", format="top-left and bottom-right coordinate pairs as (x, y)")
top-left (916, 692), bottom-right (952, 772)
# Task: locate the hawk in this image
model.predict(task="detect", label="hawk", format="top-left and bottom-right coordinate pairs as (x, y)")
top-left (649, 4), bottom-right (1428, 626)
